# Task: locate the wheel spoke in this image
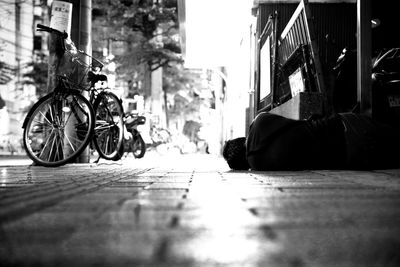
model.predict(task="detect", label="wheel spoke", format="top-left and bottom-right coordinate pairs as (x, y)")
top-left (38, 129), bottom-right (55, 160)
top-left (53, 132), bottom-right (63, 161)
top-left (93, 92), bottom-right (123, 160)
top-left (38, 110), bottom-right (53, 125)
top-left (24, 92), bottom-right (94, 166)
top-left (64, 134), bottom-right (77, 153)
top-left (48, 132), bottom-right (58, 162)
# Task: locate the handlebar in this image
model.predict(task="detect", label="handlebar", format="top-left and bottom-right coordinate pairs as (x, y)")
top-left (37, 24), bottom-right (104, 70)
top-left (37, 24), bottom-right (68, 39)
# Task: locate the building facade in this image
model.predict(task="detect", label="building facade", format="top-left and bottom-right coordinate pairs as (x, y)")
top-left (0, 0), bottom-right (44, 153)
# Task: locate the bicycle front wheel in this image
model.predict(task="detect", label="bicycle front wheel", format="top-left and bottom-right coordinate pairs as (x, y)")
top-left (23, 92), bottom-right (95, 167)
top-left (93, 91), bottom-right (124, 160)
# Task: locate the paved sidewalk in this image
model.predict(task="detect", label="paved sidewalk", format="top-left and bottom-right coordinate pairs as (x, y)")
top-left (0, 154), bottom-right (400, 267)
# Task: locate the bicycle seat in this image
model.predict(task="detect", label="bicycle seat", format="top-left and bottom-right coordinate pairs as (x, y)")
top-left (88, 71), bottom-right (108, 85)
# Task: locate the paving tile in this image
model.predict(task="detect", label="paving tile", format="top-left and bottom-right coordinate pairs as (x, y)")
top-left (0, 156), bottom-right (400, 267)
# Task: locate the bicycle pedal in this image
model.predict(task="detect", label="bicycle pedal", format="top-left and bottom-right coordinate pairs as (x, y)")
top-left (92, 156), bottom-right (101, 164)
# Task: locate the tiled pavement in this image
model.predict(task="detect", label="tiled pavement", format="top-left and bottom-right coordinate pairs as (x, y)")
top-left (0, 154), bottom-right (400, 267)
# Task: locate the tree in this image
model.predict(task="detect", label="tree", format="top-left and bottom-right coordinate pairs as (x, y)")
top-left (162, 65), bottom-right (215, 139)
top-left (162, 63), bottom-right (198, 126)
top-left (92, 0), bottom-right (212, 147)
top-left (92, 0), bottom-right (182, 89)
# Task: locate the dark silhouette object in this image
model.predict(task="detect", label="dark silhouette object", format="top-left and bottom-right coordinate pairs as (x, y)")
top-left (332, 48), bottom-right (358, 113)
top-left (223, 112), bottom-right (400, 171)
top-left (114, 112), bottom-right (147, 160)
top-left (223, 137), bottom-right (249, 171)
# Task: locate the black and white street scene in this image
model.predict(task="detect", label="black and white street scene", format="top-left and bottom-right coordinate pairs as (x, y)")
top-left (1, 0), bottom-right (400, 266)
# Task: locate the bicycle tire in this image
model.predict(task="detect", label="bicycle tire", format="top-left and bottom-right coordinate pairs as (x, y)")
top-left (92, 91), bottom-right (124, 160)
top-left (132, 134), bottom-right (146, 158)
top-left (23, 91), bottom-right (95, 167)
top-left (112, 139), bottom-right (125, 161)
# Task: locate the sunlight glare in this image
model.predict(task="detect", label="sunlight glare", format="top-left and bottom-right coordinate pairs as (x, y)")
top-left (184, 173), bottom-right (262, 262)
top-left (184, 0), bottom-right (252, 68)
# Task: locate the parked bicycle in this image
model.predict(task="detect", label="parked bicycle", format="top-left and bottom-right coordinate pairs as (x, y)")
top-left (114, 111), bottom-right (146, 160)
top-left (22, 24), bottom-right (124, 167)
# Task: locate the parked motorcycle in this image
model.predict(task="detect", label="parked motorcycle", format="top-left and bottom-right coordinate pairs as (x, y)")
top-left (114, 112), bottom-right (146, 160)
top-left (333, 47), bottom-right (400, 125)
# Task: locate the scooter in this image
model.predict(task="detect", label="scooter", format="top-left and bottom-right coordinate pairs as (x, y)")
top-left (333, 47), bottom-right (400, 124)
top-left (114, 111), bottom-right (146, 160)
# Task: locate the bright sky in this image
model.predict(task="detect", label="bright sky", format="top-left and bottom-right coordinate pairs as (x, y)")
top-left (184, 0), bottom-right (253, 68)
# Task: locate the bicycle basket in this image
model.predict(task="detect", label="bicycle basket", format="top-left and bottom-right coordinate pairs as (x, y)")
top-left (57, 38), bottom-right (104, 90)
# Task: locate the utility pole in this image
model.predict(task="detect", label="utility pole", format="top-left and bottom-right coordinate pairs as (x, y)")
top-left (48, 1), bottom-right (72, 92)
top-left (48, 0), bottom-right (92, 163)
top-left (70, 0), bottom-right (92, 163)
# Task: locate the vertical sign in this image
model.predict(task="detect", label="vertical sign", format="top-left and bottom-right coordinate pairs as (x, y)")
top-left (50, 1), bottom-right (73, 36)
top-left (259, 36), bottom-right (271, 101)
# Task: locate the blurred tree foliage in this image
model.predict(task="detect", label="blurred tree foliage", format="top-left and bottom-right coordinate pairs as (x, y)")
top-left (22, 52), bottom-right (48, 98)
top-left (163, 64), bottom-right (203, 125)
top-left (92, 0), bottom-right (183, 80)
top-left (92, 0), bottom-right (209, 135)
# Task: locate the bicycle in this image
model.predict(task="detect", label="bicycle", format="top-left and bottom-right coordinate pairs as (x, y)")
top-left (22, 24), bottom-right (124, 167)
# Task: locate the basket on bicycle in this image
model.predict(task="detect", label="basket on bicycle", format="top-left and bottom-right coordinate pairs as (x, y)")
top-left (57, 38), bottom-right (104, 90)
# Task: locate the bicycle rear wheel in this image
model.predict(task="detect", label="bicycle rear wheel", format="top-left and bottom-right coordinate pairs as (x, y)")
top-left (93, 91), bottom-right (124, 160)
top-left (23, 91), bottom-right (95, 167)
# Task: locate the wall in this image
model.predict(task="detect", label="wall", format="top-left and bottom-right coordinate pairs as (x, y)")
top-left (258, 2), bottom-right (357, 72)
